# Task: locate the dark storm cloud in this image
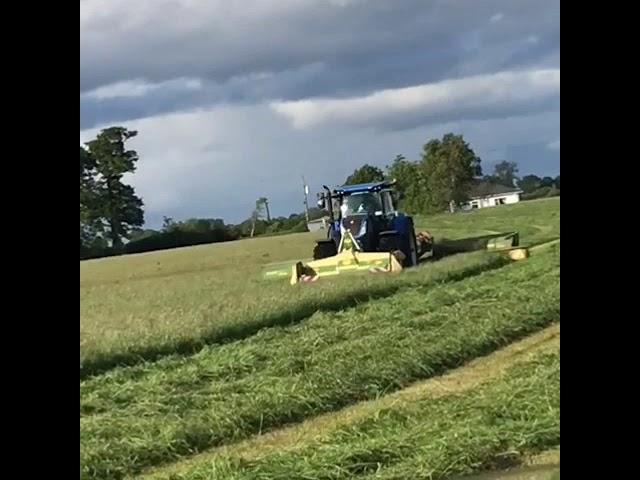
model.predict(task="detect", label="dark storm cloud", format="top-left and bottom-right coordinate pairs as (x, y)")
top-left (80, 0), bottom-right (559, 128)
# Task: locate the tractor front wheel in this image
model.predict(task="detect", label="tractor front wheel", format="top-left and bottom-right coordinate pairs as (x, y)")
top-left (313, 241), bottom-right (337, 260)
top-left (406, 229), bottom-right (419, 267)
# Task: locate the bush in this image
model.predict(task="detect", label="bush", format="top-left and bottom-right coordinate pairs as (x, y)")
top-left (522, 186), bottom-right (560, 201)
top-left (124, 228), bottom-right (238, 254)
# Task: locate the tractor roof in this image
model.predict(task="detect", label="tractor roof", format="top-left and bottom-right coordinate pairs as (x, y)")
top-left (335, 181), bottom-right (394, 195)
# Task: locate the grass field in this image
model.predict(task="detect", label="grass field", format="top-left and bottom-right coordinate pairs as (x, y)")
top-left (159, 349), bottom-right (560, 480)
top-left (80, 197), bottom-right (560, 479)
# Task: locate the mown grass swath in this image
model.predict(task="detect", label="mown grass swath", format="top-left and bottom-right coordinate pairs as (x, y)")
top-left (139, 324), bottom-right (559, 480)
top-left (79, 198), bottom-right (559, 378)
top-left (80, 246), bottom-right (559, 479)
top-left (171, 351), bottom-right (560, 480)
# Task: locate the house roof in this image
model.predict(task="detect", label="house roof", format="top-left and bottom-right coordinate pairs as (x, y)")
top-left (468, 181), bottom-right (522, 199)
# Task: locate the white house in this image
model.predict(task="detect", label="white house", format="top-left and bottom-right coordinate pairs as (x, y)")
top-left (461, 182), bottom-right (522, 210)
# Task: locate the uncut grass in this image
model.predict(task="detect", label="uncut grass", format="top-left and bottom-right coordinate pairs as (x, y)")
top-left (170, 351), bottom-right (560, 480)
top-left (80, 246), bottom-right (559, 479)
top-left (415, 197), bottom-right (559, 246)
top-left (80, 198), bottom-right (559, 377)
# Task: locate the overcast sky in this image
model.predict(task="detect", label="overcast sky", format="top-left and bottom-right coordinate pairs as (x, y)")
top-left (80, 0), bottom-right (560, 227)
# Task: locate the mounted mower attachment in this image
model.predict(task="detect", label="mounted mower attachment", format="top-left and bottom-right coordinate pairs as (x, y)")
top-left (290, 230), bottom-right (404, 284)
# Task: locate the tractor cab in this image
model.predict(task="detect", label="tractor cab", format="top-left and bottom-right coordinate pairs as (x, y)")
top-left (321, 181), bottom-right (398, 218)
top-left (314, 181), bottom-right (422, 265)
top-left (332, 183), bottom-right (397, 251)
top-left (337, 188), bottom-right (396, 219)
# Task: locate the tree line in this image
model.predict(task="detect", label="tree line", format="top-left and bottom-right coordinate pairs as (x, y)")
top-left (81, 128), bottom-right (558, 259)
top-left (345, 133), bottom-right (559, 212)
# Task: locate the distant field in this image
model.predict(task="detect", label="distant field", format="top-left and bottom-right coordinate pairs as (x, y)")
top-left (80, 197), bottom-right (560, 480)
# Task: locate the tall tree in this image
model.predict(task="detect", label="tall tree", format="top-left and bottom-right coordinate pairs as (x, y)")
top-left (85, 127), bottom-right (144, 248)
top-left (420, 133), bottom-right (482, 213)
top-left (344, 164), bottom-right (385, 185)
top-left (385, 154), bottom-right (427, 213)
top-left (80, 146), bottom-right (101, 248)
top-left (491, 161), bottom-right (519, 187)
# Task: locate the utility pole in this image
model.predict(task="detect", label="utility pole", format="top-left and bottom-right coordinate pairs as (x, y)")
top-left (302, 175), bottom-right (310, 224)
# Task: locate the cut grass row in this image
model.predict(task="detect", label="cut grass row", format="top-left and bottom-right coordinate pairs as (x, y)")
top-left (79, 198), bottom-right (560, 378)
top-left (163, 350), bottom-right (560, 480)
top-left (80, 251), bottom-right (508, 378)
top-left (80, 245), bottom-right (559, 479)
top-left (142, 324), bottom-right (559, 480)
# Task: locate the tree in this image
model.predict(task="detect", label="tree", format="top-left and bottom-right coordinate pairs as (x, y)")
top-left (554, 175), bottom-right (560, 189)
top-left (386, 155), bottom-right (409, 195)
top-left (344, 164), bottom-right (385, 185)
top-left (491, 161), bottom-right (519, 187)
top-left (541, 176), bottom-right (555, 188)
top-left (385, 154), bottom-right (427, 213)
top-left (80, 146), bottom-right (103, 250)
top-left (420, 133), bottom-right (482, 213)
top-left (85, 127), bottom-right (145, 248)
top-left (518, 175), bottom-right (542, 194)
top-left (80, 146), bottom-right (95, 197)
top-left (162, 216), bottom-right (177, 232)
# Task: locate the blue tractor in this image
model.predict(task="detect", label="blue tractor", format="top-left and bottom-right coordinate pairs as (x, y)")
top-left (313, 181), bottom-right (433, 267)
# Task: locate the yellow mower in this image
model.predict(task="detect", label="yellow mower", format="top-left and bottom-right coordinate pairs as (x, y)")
top-left (290, 229), bottom-right (405, 284)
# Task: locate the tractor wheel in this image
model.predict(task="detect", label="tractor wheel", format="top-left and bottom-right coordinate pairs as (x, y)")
top-left (405, 230), bottom-right (419, 267)
top-left (313, 242), bottom-right (337, 260)
top-left (378, 233), bottom-right (402, 255)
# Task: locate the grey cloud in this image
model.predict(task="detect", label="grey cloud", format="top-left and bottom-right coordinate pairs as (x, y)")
top-left (81, 0), bottom-right (558, 90)
top-left (271, 69), bottom-right (560, 131)
top-left (80, 43), bottom-right (558, 129)
top-left (81, 0), bottom-right (559, 127)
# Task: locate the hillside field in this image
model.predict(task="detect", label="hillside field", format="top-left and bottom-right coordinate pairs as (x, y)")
top-left (80, 197), bottom-right (560, 480)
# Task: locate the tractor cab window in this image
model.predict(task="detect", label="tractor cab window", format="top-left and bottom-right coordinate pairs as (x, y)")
top-left (380, 190), bottom-right (395, 215)
top-left (331, 197), bottom-right (341, 215)
top-left (341, 192), bottom-right (382, 216)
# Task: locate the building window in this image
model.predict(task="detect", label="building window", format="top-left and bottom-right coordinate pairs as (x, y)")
top-left (495, 197), bottom-right (506, 205)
